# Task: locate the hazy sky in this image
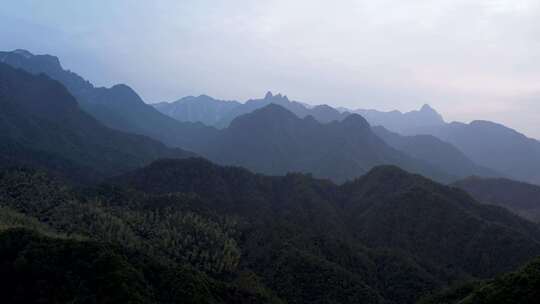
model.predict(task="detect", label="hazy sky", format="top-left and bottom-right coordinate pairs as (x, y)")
top-left (1, 0), bottom-right (539, 138)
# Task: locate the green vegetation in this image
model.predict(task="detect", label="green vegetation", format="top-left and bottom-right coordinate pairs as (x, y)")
top-left (2, 48), bottom-right (539, 304)
top-left (1, 158), bottom-right (539, 303)
top-left (419, 257), bottom-right (540, 304)
top-left (0, 228), bottom-right (277, 304)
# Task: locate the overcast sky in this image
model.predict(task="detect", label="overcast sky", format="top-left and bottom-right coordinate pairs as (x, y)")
top-left (1, 0), bottom-right (539, 138)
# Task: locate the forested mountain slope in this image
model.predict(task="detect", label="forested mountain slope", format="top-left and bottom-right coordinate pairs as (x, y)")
top-left (113, 158), bottom-right (540, 303)
top-left (409, 121), bottom-right (540, 185)
top-left (0, 49), bottom-right (218, 150)
top-left (419, 257), bottom-right (540, 304)
top-left (2, 156), bottom-right (540, 303)
top-left (200, 104), bottom-right (452, 183)
top-left (373, 126), bottom-right (497, 179)
top-left (454, 176), bottom-right (540, 222)
top-left (0, 63), bottom-right (192, 181)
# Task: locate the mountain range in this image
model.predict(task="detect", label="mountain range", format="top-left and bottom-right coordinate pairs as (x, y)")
top-left (0, 48), bottom-right (539, 304)
top-left (4, 156), bottom-right (537, 303)
top-left (151, 75), bottom-right (540, 185)
top-left (373, 126), bottom-right (497, 179)
top-left (355, 104), bottom-right (446, 133)
top-left (0, 62), bottom-right (192, 182)
top-left (408, 121), bottom-right (540, 185)
top-left (154, 94), bottom-right (241, 127)
top-left (115, 159), bottom-right (540, 303)
top-left (155, 91), bottom-right (351, 128)
top-left (0, 49), bottom-right (487, 183)
top-left (198, 104), bottom-right (452, 183)
top-left (153, 91), bottom-right (445, 132)
top-left (5, 50), bottom-right (536, 184)
top-left (173, 99), bottom-right (540, 185)
top-left (0, 49), bottom-right (217, 151)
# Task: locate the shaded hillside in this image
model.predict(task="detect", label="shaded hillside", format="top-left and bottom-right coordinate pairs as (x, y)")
top-left (409, 121), bottom-right (540, 185)
top-left (373, 126), bottom-right (497, 179)
top-left (453, 176), bottom-right (540, 222)
top-left (419, 257), bottom-right (540, 304)
top-left (0, 228), bottom-right (276, 304)
top-left (0, 62), bottom-right (192, 181)
top-left (202, 104), bottom-right (452, 183)
top-left (0, 167), bottom-right (282, 303)
top-left (115, 158), bottom-right (540, 302)
top-left (0, 49), bottom-right (217, 150)
top-left (340, 166), bottom-right (540, 278)
top-left (3, 158), bottom-right (540, 303)
top-left (0, 138), bottom-right (102, 183)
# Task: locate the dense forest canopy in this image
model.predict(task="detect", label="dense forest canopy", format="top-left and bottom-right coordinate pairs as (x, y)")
top-left (1, 158), bottom-right (540, 303)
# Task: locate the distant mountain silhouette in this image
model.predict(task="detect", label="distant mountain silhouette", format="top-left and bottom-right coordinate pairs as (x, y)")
top-left (453, 176), bottom-right (540, 222)
top-left (154, 91), bottom-right (349, 128)
top-left (198, 104), bottom-right (452, 183)
top-left (216, 91), bottom-right (348, 127)
top-left (155, 92), bottom-right (446, 133)
top-left (373, 126), bottom-right (498, 179)
top-left (354, 104), bottom-right (445, 133)
top-left (409, 121), bottom-right (540, 185)
top-left (0, 49), bottom-right (217, 150)
top-left (0, 62), bottom-right (192, 181)
top-left (153, 95), bottom-right (241, 126)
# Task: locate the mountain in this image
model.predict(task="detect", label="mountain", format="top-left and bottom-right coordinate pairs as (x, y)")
top-left (216, 92), bottom-right (348, 127)
top-left (2, 154), bottom-right (540, 303)
top-left (9, 50), bottom-right (533, 184)
top-left (112, 158), bottom-right (540, 303)
top-left (340, 166), bottom-right (540, 279)
top-left (0, 49), bottom-right (217, 150)
top-left (155, 93), bottom-right (445, 133)
top-left (409, 121), bottom-right (540, 185)
top-left (200, 104), bottom-right (452, 183)
top-left (453, 176), bottom-right (540, 222)
top-left (373, 126), bottom-right (498, 179)
top-left (158, 91), bottom-right (350, 128)
top-left (0, 166), bottom-right (281, 303)
top-left (419, 257), bottom-right (540, 304)
top-left (7, 49), bottom-right (511, 184)
top-left (309, 103), bottom-right (350, 123)
top-left (0, 62), bottom-right (192, 181)
top-left (153, 92), bottom-right (448, 133)
top-left (0, 50), bottom-right (454, 183)
top-left (153, 95), bottom-right (241, 126)
top-left (354, 104), bottom-right (445, 133)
